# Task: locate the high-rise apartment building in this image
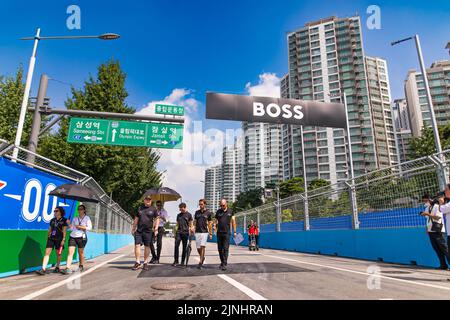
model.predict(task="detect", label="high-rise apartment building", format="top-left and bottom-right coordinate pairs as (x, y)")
top-left (204, 165), bottom-right (222, 212)
top-left (392, 98), bottom-right (412, 162)
top-left (221, 138), bottom-right (244, 203)
top-left (404, 60), bottom-right (450, 137)
top-left (282, 15), bottom-right (397, 184)
top-left (365, 56), bottom-right (397, 166)
top-left (243, 122), bottom-right (283, 190)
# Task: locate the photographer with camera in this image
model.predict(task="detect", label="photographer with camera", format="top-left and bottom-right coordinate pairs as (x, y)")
top-left (421, 193), bottom-right (450, 270)
top-left (435, 184), bottom-right (450, 257)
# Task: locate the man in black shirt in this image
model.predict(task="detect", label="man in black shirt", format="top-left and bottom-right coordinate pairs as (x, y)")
top-left (131, 196), bottom-right (159, 271)
top-left (172, 202), bottom-right (193, 267)
top-left (194, 199), bottom-right (213, 269)
top-left (215, 199), bottom-right (237, 271)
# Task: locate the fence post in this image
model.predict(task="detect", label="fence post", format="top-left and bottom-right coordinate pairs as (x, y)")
top-left (430, 155), bottom-right (448, 190)
top-left (345, 180), bottom-right (359, 229)
top-left (256, 209), bottom-right (260, 229)
top-left (301, 194), bottom-right (310, 231)
top-left (94, 203), bottom-right (100, 231)
top-left (275, 202), bottom-right (281, 232)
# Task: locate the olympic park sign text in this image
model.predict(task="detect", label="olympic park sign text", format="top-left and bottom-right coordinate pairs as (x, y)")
top-left (205, 92), bottom-right (347, 128)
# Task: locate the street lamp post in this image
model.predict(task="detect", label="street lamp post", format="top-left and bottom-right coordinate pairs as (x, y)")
top-left (12, 28), bottom-right (120, 160)
top-left (392, 35), bottom-right (448, 189)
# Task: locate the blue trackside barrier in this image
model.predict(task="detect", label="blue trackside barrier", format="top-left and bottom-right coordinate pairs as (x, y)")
top-left (244, 206), bottom-right (427, 232)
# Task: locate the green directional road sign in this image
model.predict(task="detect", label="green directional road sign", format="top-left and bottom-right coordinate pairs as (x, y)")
top-left (155, 104), bottom-right (184, 116)
top-left (67, 117), bottom-right (183, 149)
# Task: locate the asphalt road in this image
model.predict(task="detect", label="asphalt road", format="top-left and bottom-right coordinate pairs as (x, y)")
top-left (2, 237), bottom-right (450, 300)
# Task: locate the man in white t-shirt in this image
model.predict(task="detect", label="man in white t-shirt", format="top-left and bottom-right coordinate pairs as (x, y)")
top-left (421, 193), bottom-right (450, 270)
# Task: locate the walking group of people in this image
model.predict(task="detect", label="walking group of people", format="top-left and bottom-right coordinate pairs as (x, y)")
top-left (131, 197), bottom-right (236, 271)
top-left (36, 204), bottom-right (92, 275)
top-left (421, 183), bottom-right (450, 270)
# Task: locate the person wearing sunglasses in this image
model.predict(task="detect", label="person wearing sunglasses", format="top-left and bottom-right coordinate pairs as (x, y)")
top-left (214, 199), bottom-right (237, 271)
top-left (36, 207), bottom-right (68, 275)
top-left (62, 204), bottom-right (92, 274)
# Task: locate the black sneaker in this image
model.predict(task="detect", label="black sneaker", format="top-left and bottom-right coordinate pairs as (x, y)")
top-left (79, 265), bottom-right (84, 272)
top-left (36, 269), bottom-right (46, 276)
top-left (142, 263), bottom-right (150, 271)
top-left (221, 265), bottom-right (227, 271)
top-left (53, 267), bottom-right (60, 273)
top-left (149, 258), bottom-right (156, 264)
top-left (154, 259), bottom-right (160, 264)
top-left (61, 268), bottom-right (73, 275)
top-left (132, 262), bottom-right (141, 270)
top-left (172, 261), bottom-right (179, 267)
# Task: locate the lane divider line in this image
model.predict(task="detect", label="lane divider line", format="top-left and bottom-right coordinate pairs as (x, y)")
top-left (263, 254), bottom-right (450, 292)
top-left (217, 274), bottom-right (267, 300)
top-left (17, 254), bottom-right (126, 300)
top-left (193, 257), bottom-right (267, 300)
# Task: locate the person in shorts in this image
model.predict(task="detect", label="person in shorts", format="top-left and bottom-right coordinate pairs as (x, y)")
top-left (131, 196), bottom-right (159, 271)
top-left (62, 204), bottom-right (92, 274)
top-left (194, 199), bottom-right (212, 269)
top-left (36, 207), bottom-right (68, 275)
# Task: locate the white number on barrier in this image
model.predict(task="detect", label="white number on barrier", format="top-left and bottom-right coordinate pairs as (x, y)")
top-left (22, 179), bottom-right (42, 222)
top-left (42, 183), bottom-right (57, 223)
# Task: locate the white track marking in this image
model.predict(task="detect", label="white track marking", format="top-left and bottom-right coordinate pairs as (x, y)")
top-left (17, 254), bottom-right (125, 300)
top-left (193, 256), bottom-right (267, 300)
top-left (263, 254), bottom-right (450, 292)
top-left (217, 274), bottom-right (267, 300)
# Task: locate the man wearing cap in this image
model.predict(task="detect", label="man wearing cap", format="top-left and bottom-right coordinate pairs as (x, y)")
top-left (131, 196), bottom-right (159, 271)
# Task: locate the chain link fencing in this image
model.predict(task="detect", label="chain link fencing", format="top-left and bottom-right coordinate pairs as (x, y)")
top-left (0, 139), bottom-right (133, 234)
top-left (236, 151), bottom-right (450, 233)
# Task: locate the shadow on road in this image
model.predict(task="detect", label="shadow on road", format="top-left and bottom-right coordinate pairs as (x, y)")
top-left (130, 262), bottom-right (315, 278)
top-left (18, 236), bottom-right (43, 274)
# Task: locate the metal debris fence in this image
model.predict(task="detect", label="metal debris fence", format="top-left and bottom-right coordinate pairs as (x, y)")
top-left (236, 150), bottom-right (450, 233)
top-left (0, 139), bottom-right (133, 234)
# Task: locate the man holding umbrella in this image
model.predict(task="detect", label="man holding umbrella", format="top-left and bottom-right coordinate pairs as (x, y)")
top-left (131, 196), bottom-right (159, 271)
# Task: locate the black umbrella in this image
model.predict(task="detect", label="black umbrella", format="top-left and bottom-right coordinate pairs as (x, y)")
top-left (49, 183), bottom-right (101, 203)
top-left (142, 187), bottom-right (181, 203)
top-left (185, 234), bottom-right (194, 267)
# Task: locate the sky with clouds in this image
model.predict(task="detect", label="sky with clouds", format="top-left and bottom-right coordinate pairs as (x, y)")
top-left (1, 0), bottom-right (449, 219)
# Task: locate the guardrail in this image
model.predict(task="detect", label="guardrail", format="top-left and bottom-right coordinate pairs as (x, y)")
top-left (0, 138), bottom-right (133, 234)
top-left (236, 149), bottom-right (450, 233)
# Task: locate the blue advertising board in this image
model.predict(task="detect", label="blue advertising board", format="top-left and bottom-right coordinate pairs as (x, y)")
top-left (0, 158), bottom-right (77, 230)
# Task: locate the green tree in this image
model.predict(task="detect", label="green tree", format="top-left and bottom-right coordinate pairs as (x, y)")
top-left (409, 125), bottom-right (450, 159)
top-left (39, 60), bottom-right (162, 215)
top-left (0, 67), bottom-right (32, 143)
top-left (231, 187), bottom-right (264, 213)
top-left (279, 177), bottom-right (305, 198)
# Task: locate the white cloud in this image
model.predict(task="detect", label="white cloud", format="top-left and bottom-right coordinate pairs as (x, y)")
top-left (137, 73), bottom-right (280, 220)
top-left (137, 89), bottom-right (221, 221)
top-left (245, 73), bottom-right (281, 98)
